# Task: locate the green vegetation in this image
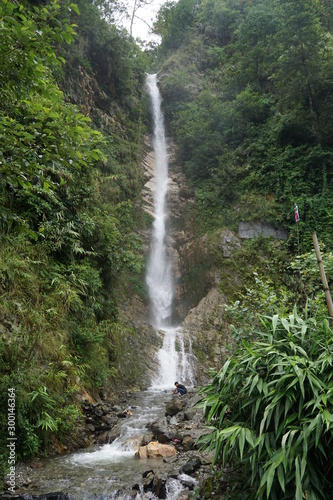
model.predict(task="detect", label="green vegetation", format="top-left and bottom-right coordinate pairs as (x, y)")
top-left (0, 0), bottom-right (150, 475)
top-left (1, 0), bottom-right (333, 496)
top-left (195, 245), bottom-right (333, 498)
top-left (198, 307), bottom-right (333, 499)
top-left (153, 0), bottom-right (333, 251)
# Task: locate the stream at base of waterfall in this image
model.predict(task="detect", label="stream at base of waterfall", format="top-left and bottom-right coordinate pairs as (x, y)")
top-left (1, 74), bottom-right (200, 500)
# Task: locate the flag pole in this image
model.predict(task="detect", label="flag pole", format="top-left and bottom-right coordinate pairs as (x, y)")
top-left (294, 202), bottom-right (300, 257)
top-left (294, 202), bottom-right (301, 305)
top-left (312, 232), bottom-right (333, 325)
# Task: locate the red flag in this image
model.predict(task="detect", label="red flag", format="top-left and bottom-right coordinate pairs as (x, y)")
top-left (294, 203), bottom-right (300, 222)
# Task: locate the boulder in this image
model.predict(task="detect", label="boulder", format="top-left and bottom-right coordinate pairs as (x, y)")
top-left (147, 421), bottom-right (173, 443)
top-left (180, 457), bottom-right (202, 475)
top-left (146, 441), bottom-right (177, 459)
top-left (136, 445), bottom-right (148, 459)
top-left (136, 441), bottom-right (177, 459)
top-left (165, 398), bottom-right (182, 416)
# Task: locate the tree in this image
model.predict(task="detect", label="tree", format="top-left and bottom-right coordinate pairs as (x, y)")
top-left (128, 0), bottom-right (154, 37)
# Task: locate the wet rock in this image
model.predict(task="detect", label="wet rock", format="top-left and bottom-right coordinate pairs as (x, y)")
top-left (141, 432), bottom-right (154, 446)
top-left (182, 435), bottom-right (195, 451)
top-left (142, 471), bottom-right (154, 489)
top-left (147, 421), bottom-right (173, 443)
top-left (142, 469), bottom-right (155, 478)
top-left (136, 441), bottom-right (177, 459)
top-left (102, 425), bottom-right (121, 443)
top-left (165, 398), bottom-right (182, 416)
top-left (142, 471), bottom-right (167, 499)
top-left (180, 457), bottom-right (202, 475)
top-left (97, 430), bottom-right (111, 444)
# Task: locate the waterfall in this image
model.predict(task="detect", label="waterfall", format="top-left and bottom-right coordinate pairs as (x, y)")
top-left (146, 74), bottom-right (195, 389)
top-left (146, 73), bottom-right (173, 329)
top-left (17, 74), bottom-right (196, 500)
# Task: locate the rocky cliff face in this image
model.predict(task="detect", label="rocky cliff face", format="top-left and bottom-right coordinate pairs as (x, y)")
top-left (60, 66), bottom-right (238, 383)
top-left (135, 135), bottom-right (234, 379)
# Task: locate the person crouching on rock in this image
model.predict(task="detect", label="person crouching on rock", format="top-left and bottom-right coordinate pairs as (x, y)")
top-left (173, 381), bottom-right (187, 396)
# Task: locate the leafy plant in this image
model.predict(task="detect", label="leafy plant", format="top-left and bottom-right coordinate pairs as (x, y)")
top-left (197, 307), bottom-right (333, 499)
top-left (29, 386), bottom-right (57, 433)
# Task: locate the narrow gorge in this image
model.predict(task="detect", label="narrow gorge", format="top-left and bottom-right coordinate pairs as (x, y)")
top-left (1, 75), bottom-right (213, 500)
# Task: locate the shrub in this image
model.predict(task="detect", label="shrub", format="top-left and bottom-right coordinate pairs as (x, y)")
top-left (197, 307), bottom-right (333, 499)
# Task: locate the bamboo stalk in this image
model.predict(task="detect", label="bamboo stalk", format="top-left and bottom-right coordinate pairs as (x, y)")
top-left (312, 232), bottom-right (333, 321)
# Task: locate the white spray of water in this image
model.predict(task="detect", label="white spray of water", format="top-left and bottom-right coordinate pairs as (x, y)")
top-left (146, 73), bottom-right (173, 330)
top-left (146, 74), bottom-right (195, 388)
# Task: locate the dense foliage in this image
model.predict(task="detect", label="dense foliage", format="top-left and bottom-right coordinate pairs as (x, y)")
top-left (153, 0), bottom-right (333, 250)
top-left (198, 308), bottom-right (333, 499)
top-left (0, 0), bottom-right (149, 473)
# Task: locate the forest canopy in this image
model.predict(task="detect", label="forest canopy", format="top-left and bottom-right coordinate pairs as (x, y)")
top-left (153, 0), bottom-right (333, 251)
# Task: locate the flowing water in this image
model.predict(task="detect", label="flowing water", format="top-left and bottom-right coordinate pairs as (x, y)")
top-left (18, 74), bottom-right (195, 499)
top-left (146, 73), bottom-right (173, 330)
top-left (146, 73), bottom-right (195, 390)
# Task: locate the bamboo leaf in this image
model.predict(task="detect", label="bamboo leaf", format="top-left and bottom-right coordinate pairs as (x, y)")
top-left (277, 463), bottom-right (285, 493)
top-left (239, 428), bottom-right (245, 459)
top-left (272, 314), bottom-right (279, 333)
top-left (295, 457), bottom-right (303, 500)
top-left (281, 318), bottom-right (290, 332)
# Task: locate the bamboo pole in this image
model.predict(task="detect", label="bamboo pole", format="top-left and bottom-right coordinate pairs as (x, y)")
top-left (312, 232), bottom-right (333, 321)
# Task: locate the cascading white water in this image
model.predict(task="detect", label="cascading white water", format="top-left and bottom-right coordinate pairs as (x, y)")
top-left (146, 74), bottom-right (194, 389)
top-left (146, 73), bottom-right (173, 329)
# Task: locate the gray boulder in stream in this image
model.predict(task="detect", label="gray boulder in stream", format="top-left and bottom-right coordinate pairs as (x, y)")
top-left (165, 397), bottom-right (182, 416)
top-left (147, 421), bottom-right (173, 443)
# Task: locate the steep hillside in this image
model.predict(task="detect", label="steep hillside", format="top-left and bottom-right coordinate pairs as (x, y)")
top-left (0, 0), bottom-right (155, 474)
top-left (153, 0), bottom-right (333, 251)
top-left (146, 0), bottom-right (333, 374)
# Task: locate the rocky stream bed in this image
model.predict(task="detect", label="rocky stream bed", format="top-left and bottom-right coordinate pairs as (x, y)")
top-left (0, 388), bottom-right (236, 500)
